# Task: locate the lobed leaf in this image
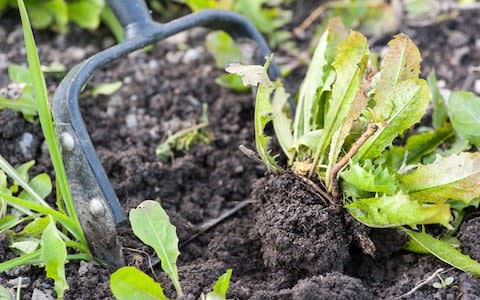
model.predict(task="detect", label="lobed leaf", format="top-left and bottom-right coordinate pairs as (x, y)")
top-left (346, 193), bottom-right (451, 228)
top-left (402, 228), bottom-right (480, 276)
top-left (110, 266), bottom-right (167, 300)
top-left (41, 219), bottom-right (68, 299)
top-left (129, 200), bottom-right (183, 296)
top-left (341, 160), bottom-right (397, 195)
top-left (401, 152), bottom-right (480, 203)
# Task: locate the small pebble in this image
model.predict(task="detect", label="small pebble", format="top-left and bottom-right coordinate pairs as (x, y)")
top-left (182, 47), bottom-right (203, 64)
top-left (125, 114), bottom-right (138, 129)
top-left (32, 288), bottom-right (54, 300)
top-left (474, 80), bottom-right (480, 94)
top-left (4, 265), bottom-right (30, 277)
top-left (7, 277), bottom-right (30, 288)
top-left (234, 165), bottom-right (244, 174)
top-left (68, 47), bottom-right (86, 61)
top-left (78, 260), bottom-right (95, 276)
top-left (166, 51), bottom-right (183, 64)
top-left (448, 31), bottom-right (469, 47)
top-left (19, 132), bottom-right (34, 158)
top-left (165, 32), bottom-right (188, 44)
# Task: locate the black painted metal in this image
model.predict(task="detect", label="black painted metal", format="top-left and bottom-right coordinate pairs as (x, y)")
top-left (52, 1), bottom-right (281, 267)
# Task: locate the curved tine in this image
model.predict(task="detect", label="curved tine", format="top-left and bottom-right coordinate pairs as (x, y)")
top-left (53, 10), bottom-right (282, 223)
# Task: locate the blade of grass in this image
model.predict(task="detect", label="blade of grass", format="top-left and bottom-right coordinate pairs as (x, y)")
top-left (17, 0), bottom-right (87, 249)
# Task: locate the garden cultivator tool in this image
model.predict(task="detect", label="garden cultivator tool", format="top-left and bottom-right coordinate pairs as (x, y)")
top-left (52, 0), bottom-right (279, 267)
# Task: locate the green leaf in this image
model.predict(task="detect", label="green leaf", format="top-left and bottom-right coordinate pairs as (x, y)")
top-left (427, 71), bottom-right (448, 129)
top-left (0, 215), bottom-right (21, 232)
top-left (0, 95), bottom-right (37, 122)
top-left (293, 19), bottom-right (348, 140)
top-left (91, 81), bottom-right (122, 97)
top-left (18, 173), bottom-right (52, 202)
top-left (215, 74), bottom-right (250, 93)
top-left (0, 284), bottom-right (11, 300)
top-left (272, 86), bottom-right (293, 160)
top-left (10, 239), bottom-right (39, 254)
top-left (129, 200), bottom-right (183, 296)
top-left (8, 64), bottom-right (31, 84)
top-left (402, 227), bottom-right (480, 276)
top-left (110, 266), bottom-right (168, 300)
top-left (205, 31), bottom-right (243, 68)
top-left (372, 34), bottom-right (421, 121)
top-left (206, 269), bottom-right (233, 300)
top-left (67, 0), bottom-right (104, 30)
top-left (403, 126), bottom-right (454, 165)
top-left (401, 152), bottom-right (480, 204)
top-left (41, 219), bottom-right (68, 299)
top-left (341, 160), bottom-right (397, 195)
top-left (356, 78), bottom-right (430, 161)
top-left (447, 91), bottom-right (480, 147)
top-left (346, 193), bottom-right (451, 228)
top-left (312, 31), bottom-right (369, 173)
top-left (17, 216), bottom-right (49, 236)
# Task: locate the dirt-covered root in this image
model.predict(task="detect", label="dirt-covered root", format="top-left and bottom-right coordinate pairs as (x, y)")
top-left (252, 173), bottom-right (351, 276)
top-left (458, 217), bottom-right (480, 261)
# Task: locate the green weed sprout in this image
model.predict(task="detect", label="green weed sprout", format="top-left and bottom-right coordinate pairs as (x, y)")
top-left (110, 200), bottom-right (232, 300)
top-left (0, 1), bottom-right (91, 298)
top-left (227, 19), bottom-right (480, 276)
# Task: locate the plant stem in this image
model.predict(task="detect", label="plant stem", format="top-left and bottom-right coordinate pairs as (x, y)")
top-left (329, 123), bottom-right (378, 200)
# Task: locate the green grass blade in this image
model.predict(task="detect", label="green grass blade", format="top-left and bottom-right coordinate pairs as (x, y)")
top-left (16, 0), bottom-right (87, 248)
top-left (206, 269), bottom-right (233, 300)
top-left (0, 250), bottom-right (41, 273)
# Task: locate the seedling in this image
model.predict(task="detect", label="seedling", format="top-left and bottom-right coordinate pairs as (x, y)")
top-left (110, 200), bottom-right (232, 300)
top-left (228, 19), bottom-right (480, 275)
top-left (432, 275), bottom-right (454, 289)
top-left (156, 104), bottom-right (213, 161)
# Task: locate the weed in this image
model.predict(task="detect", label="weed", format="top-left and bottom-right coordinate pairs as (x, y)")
top-left (228, 19), bottom-right (480, 275)
top-left (432, 275), bottom-right (454, 289)
top-left (0, 1), bottom-right (91, 298)
top-left (110, 200), bottom-right (232, 300)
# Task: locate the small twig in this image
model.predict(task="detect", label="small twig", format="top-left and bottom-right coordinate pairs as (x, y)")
top-left (293, 2), bottom-right (331, 38)
top-left (298, 175), bottom-right (337, 206)
top-left (330, 123), bottom-right (379, 200)
top-left (239, 144), bottom-right (264, 164)
top-left (395, 268), bottom-right (446, 299)
top-left (125, 247), bottom-right (157, 278)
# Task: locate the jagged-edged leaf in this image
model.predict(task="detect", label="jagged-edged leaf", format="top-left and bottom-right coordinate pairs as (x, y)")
top-left (41, 219), bottom-right (68, 299)
top-left (355, 78), bottom-right (430, 160)
top-left (341, 160), bottom-right (397, 195)
top-left (427, 71), bottom-right (448, 129)
top-left (313, 31), bottom-right (369, 170)
top-left (447, 91), bottom-right (480, 147)
top-left (110, 266), bottom-right (167, 300)
top-left (272, 86), bottom-right (294, 160)
top-left (401, 152), bottom-right (480, 203)
top-left (404, 126), bottom-right (454, 165)
top-left (226, 63), bottom-right (272, 87)
top-left (373, 34), bottom-right (421, 120)
top-left (206, 269), bottom-right (233, 300)
top-left (346, 193), bottom-right (451, 228)
top-left (129, 200), bottom-right (182, 296)
top-left (293, 18), bottom-right (348, 139)
top-left (402, 228), bottom-right (480, 276)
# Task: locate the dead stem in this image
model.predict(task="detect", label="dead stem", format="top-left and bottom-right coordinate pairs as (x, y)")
top-left (330, 123), bottom-right (378, 200)
top-left (298, 175), bottom-right (337, 206)
top-left (394, 268), bottom-right (454, 299)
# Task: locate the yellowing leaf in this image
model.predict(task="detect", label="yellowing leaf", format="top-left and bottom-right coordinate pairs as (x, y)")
top-left (312, 31), bottom-right (369, 171)
top-left (226, 63), bottom-right (272, 87)
top-left (346, 193), bottom-right (451, 228)
top-left (41, 219), bottom-right (68, 299)
top-left (401, 152), bottom-right (480, 203)
top-left (355, 79), bottom-right (430, 160)
top-left (110, 266), bottom-right (168, 300)
top-left (129, 200), bottom-right (183, 296)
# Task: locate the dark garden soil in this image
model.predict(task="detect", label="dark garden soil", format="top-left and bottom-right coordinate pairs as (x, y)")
top-left (2, 4), bottom-right (480, 300)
